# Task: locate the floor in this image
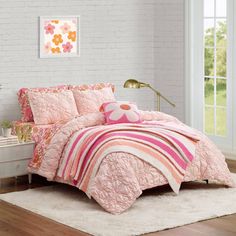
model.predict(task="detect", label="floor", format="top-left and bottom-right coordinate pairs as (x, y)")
top-left (0, 160), bottom-right (235, 236)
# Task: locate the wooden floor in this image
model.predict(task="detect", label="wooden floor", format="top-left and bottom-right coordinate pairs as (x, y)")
top-left (0, 160), bottom-right (236, 236)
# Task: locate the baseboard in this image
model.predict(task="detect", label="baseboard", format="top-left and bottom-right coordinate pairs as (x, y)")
top-left (223, 151), bottom-right (236, 160)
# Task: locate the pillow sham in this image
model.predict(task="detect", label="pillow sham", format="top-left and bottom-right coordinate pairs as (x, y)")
top-left (102, 101), bottom-right (142, 124)
top-left (73, 87), bottom-right (116, 115)
top-left (28, 90), bottom-right (78, 125)
top-left (69, 82), bottom-right (115, 92)
top-left (18, 85), bottom-right (68, 122)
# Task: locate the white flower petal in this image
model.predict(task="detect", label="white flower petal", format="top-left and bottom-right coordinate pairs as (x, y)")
top-left (125, 111), bottom-right (139, 122)
top-left (105, 103), bottom-right (117, 112)
top-left (109, 110), bottom-right (124, 121)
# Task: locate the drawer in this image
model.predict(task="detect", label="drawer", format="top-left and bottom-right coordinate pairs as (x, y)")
top-left (0, 143), bottom-right (34, 162)
top-left (0, 159), bottom-right (30, 178)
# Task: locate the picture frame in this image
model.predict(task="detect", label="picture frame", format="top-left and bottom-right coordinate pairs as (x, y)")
top-left (39, 16), bottom-right (80, 58)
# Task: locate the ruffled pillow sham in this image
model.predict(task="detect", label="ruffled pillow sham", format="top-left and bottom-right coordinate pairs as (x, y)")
top-left (68, 83), bottom-right (115, 92)
top-left (18, 83), bottom-right (115, 122)
top-left (18, 85), bottom-right (68, 122)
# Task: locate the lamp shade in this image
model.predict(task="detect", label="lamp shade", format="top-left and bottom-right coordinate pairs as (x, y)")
top-left (123, 79), bottom-right (141, 89)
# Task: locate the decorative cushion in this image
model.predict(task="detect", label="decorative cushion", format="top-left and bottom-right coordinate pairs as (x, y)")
top-left (18, 85), bottom-right (68, 122)
top-left (72, 87), bottom-right (116, 115)
top-left (28, 90), bottom-right (78, 125)
top-left (102, 101), bottom-right (142, 124)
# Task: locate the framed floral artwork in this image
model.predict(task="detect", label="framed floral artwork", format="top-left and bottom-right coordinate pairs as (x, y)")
top-left (40, 16), bottom-right (80, 58)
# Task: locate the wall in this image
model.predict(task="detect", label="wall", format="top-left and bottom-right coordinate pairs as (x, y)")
top-left (154, 0), bottom-right (185, 121)
top-left (0, 0), bottom-right (155, 121)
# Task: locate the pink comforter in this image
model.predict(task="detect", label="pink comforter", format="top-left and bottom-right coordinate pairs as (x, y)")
top-left (28, 111), bottom-right (235, 214)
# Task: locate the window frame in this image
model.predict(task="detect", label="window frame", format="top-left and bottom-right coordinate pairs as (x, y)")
top-left (185, 0), bottom-right (234, 153)
top-left (233, 0), bottom-right (236, 154)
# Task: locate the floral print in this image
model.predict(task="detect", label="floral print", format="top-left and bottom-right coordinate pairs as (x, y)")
top-left (42, 18), bottom-right (78, 56)
top-left (13, 121), bottom-right (63, 169)
top-left (62, 42), bottom-right (73, 53)
top-left (44, 23), bottom-right (55, 34)
top-left (60, 22), bottom-right (71, 34)
top-left (52, 34), bottom-right (63, 45)
top-left (51, 20), bottom-right (59, 24)
top-left (44, 42), bottom-right (52, 53)
top-left (51, 47), bottom-right (61, 53)
top-left (69, 83), bottom-right (115, 92)
top-left (103, 101), bottom-right (142, 124)
top-left (68, 31), bottom-right (76, 42)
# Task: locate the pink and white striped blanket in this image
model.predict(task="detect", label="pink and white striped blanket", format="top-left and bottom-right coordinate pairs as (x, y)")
top-left (28, 111), bottom-right (235, 214)
top-left (57, 123), bottom-right (200, 196)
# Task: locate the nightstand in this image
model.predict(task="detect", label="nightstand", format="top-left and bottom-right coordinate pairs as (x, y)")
top-left (0, 142), bottom-right (35, 187)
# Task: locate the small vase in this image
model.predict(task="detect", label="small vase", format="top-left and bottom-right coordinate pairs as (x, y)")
top-left (2, 128), bottom-right (12, 137)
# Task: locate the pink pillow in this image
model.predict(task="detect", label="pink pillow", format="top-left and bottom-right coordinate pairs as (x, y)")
top-left (28, 90), bottom-right (78, 125)
top-left (102, 101), bottom-right (142, 124)
top-left (73, 87), bottom-right (116, 115)
top-left (18, 85), bottom-right (68, 122)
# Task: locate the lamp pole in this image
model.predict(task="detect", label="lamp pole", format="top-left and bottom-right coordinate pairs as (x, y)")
top-left (146, 85), bottom-right (175, 111)
top-left (123, 79), bottom-right (175, 111)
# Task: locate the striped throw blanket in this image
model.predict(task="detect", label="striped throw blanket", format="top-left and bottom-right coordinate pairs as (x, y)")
top-left (57, 123), bottom-right (199, 196)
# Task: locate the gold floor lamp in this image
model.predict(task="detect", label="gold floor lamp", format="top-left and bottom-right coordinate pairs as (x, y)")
top-left (123, 79), bottom-right (175, 111)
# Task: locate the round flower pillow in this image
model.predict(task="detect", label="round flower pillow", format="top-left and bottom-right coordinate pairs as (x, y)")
top-left (102, 101), bottom-right (142, 124)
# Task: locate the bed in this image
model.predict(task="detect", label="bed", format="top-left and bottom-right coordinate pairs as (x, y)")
top-left (16, 83), bottom-right (235, 214)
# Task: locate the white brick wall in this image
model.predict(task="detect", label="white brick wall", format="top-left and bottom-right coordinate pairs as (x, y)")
top-left (154, 0), bottom-right (185, 121)
top-left (0, 0), bottom-right (186, 122)
top-left (0, 0), bottom-right (155, 120)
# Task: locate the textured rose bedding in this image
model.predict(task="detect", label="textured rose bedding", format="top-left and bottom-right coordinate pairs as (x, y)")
top-left (28, 111), bottom-right (235, 214)
top-left (12, 121), bottom-right (64, 143)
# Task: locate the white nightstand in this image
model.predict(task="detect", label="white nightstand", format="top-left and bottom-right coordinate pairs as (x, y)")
top-left (0, 142), bottom-right (35, 187)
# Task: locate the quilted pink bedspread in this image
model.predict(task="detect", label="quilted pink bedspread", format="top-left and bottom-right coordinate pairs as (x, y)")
top-left (28, 111), bottom-right (235, 214)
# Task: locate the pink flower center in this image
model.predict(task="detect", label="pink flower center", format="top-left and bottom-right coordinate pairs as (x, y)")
top-left (120, 104), bottom-right (131, 110)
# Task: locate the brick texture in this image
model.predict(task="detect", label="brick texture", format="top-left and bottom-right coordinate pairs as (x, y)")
top-left (0, 0), bottom-right (185, 122)
top-left (154, 0), bottom-right (185, 121)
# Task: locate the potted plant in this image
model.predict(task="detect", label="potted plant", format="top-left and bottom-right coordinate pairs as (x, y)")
top-left (1, 120), bottom-right (13, 137)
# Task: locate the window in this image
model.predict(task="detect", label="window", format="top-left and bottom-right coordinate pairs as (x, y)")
top-left (186, 0), bottom-right (235, 152)
top-left (204, 0), bottom-right (227, 136)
